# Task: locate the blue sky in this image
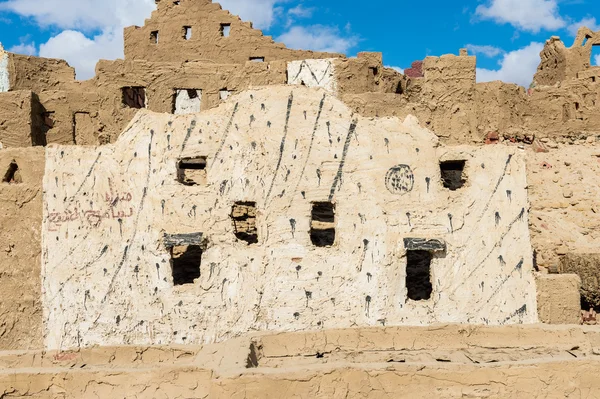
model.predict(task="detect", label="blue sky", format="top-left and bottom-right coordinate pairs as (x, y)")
top-left (0, 0), bottom-right (599, 84)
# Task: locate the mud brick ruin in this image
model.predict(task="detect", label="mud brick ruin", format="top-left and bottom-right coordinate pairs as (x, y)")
top-left (1, 0), bottom-right (600, 396)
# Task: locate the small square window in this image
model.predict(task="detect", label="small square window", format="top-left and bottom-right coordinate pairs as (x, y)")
top-left (219, 89), bottom-right (232, 101)
top-left (2, 161), bottom-right (22, 184)
top-left (440, 160), bottom-right (466, 191)
top-left (177, 157), bottom-right (207, 185)
top-left (220, 23), bottom-right (231, 37)
top-left (406, 250), bottom-right (432, 301)
top-left (150, 30), bottom-right (159, 44)
top-left (310, 202), bottom-right (335, 247)
top-left (122, 87), bottom-right (146, 109)
top-left (183, 26), bottom-right (192, 40)
top-left (173, 89), bottom-right (201, 114)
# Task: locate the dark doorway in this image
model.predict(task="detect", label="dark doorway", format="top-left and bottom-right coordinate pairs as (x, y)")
top-left (170, 245), bottom-right (202, 285)
top-left (406, 250), bottom-right (433, 301)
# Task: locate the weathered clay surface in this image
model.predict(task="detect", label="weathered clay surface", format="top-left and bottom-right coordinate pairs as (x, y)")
top-left (42, 86), bottom-right (537, 350)
top-left (0, 148), bottom-right (44, 350)
top-left (3, 325), bottom-right (600, 397)
top-left (527, 144), bottom-right (600, 269)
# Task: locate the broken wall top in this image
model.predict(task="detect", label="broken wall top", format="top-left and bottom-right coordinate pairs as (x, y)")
top-left (124, 0), bottom-right (342, 64)
top-left (534, 27), bottom-right (600, 86)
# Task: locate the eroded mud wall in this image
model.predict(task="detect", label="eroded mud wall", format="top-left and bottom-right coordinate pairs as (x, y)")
top-left (124, 0), bottom-right (340, 64)
top-left (0, 148), bottom-right (44, 350)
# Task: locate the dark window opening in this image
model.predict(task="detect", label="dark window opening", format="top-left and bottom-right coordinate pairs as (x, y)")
top-left (250, 57), bottom-right (265, 63)
top-left (183, 26), bottom-right (192, 40)
top-left (3, 161), bottom-right (22, 184)
top-left (177, 156), bottom-right (207, 186)
top-left (173, 0), bottom-right (180, 4)
top-left (310, 202), bottom-right (335, 247)
top-left (170, 245), bottom-right (202, 285)
top-left (231, 202), bottom-right (258, 244)
top-left (150, 30), bottom-right (159, 44)
top-left (369, 66), bottom-right (379, 76)
top-left (406, 250), bottom-right (432, 301)
top-left (575, 102), bottom-right (580, 111)
top-left (122, 87), bottom-right (146, 109)
top-left (583, 36), bottom-right (591, 47)
top-left (592, 76), bottom-right (597, 83)
top-left (220, 23), bottom-right (231, 37)
top-left (440, 160), bottom-right (466, 191)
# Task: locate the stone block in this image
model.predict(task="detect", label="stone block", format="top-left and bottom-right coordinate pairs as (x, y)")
top-left (537, 274), bottom-right (581, 324)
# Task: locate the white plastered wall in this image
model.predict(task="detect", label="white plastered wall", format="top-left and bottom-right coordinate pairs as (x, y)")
top-left (0, 46), bottom-right (9, 93)
top-left (42, 86), bottom-right (538, 350)
top-left (288, 59), bottom-right (337, 93)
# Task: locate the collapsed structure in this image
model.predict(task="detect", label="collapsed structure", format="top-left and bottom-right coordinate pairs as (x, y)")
top-left (1, 0), bottom-right (600, 396)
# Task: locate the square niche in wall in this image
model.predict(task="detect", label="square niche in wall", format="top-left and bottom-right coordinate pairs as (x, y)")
top-left (231, 202), bottom-right (258, 244)
top-left (177, 156), bottom-right (207, 186)
top-left (174, 89), bottom-right (201, 114)
top-left (122, 87), bottom-right (147, 109)
top-left (310, 202), bottom-right (335, 247)
top-left (440, 160), bottom-right (466, 191)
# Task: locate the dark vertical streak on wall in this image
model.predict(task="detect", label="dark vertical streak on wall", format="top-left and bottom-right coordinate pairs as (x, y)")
top-left (211, 103), bottom-right (239, 168)
top-left (69, 152), bottom-right (102, 201)
top-left (451, 209), bottom-right (526, 295)
top-left (289, 93), bottom-right (326, 205)
top-left (179, 119), bottom-right (197, 156)
top-left (265, 92), bottom-right (294, 203)
top-left (101, 130), bottom-right (155, 305)
top-left (328, 119), bottom-right (358, 202)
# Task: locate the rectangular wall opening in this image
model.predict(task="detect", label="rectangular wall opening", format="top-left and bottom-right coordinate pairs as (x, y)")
top-left (250, 57), bottom-right (265, 63)
top-left (591, 45), bottom-right (600, 67)
top-left (219, 89), bottom-right (232, 101)
top-left (310, 202), bottom-right (335, 247)
top-left (220, 23), bottom-right (231, 37)
top-left (150, 30), bottom-right (159, 44)
top-left (122, 87), bottom-right (146, 109)
top-left (440, 160), bottom-right (466, 191)
top-left (171, 245), bottom-right (202, 285)
top-left (183, 26), bottom-right (192, 40)
top-left (2, 161), bottom-right (21, 184)
top-left (177, 156), bottom-right (207, 186)
top-left (406, 250), bottom-right (432, 301)
top-left (173, 89), bottom-right (201, 114)
top-left (231, 202), bottom-right (258, 244)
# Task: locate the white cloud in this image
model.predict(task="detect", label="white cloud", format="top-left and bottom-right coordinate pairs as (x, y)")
top-left (39, 29), bottom-right (123, 80)
top-left (595, 55), bottom-right (600, 66)
top-left (567, 17), bottom-right (600, 36)
top-left (8, 42), bottom-right (37, 56)
top-left (0, 0), bottom-right (155, 31)
top-left (277, 25), bottom-right (359, 54)
top-left (386, 66), bottom-right (404, 74)
top-left (217, 0), bottom-right (282, 29)
top-left (287, 5), bottom-right (314, 18)
top-left (476, 42), bottom-right (544, 87)
top-left (465, 44), bottom-right (504, 58)
top-left (476, 0), bottom-right (565, 33)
